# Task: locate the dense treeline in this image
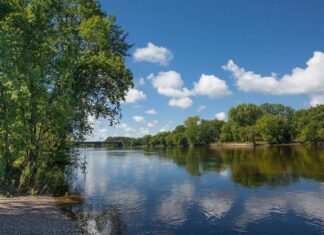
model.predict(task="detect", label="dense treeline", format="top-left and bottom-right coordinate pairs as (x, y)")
top-left (0, 0), bottom-right (132, 193)
top-left (107, 103), bottom-right (324, 147)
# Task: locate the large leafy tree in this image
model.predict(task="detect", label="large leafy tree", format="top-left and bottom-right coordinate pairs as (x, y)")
top-left (0, 0), bottom-right (132, 191)
top-left (184, 116), bottom-right (200, 145)
top-left (228, 104), bottom-right (263, 127)
top-left (198, 119), bottom-right (224, 144)
top-left (293, 105), bottom-right (324, 143)
top-left (256, 114), bottom-right (290, 144)
top-left (260, 103), bottom-right (294, 120)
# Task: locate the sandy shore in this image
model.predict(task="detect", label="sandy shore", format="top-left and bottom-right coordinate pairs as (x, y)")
top-left (0, 195), bottom-right (80, 235)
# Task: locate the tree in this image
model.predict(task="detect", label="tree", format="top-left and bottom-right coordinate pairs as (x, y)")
top-left (256, 114), bottom-right (290, 144)
top-left (177, 134), bottom-right (189, 146)
top-left (174, 125), bottom-right (186, 134)
top-left (165, 133), bottom-right (176, 146)
top-left (228, 104), bottom-right (263, 127)
top-left (142, 135), bottom-right (152, 146)
top-left (260, 103), bottom-right (295, 120)
top-left (220, 122), bottom-right (234, 142)
top-left (197, 119), bottom-right (212, 145)
top-left (197, 119), bottom-right (224, 145)
top-left (150, 132), bottom-right (168, 146)
top-left (293, 105), bottom-right (324, 143)
top-left (209, 119), bottom-right (225, 142)
top-left (318, 128), bottom-right (324, 142)
top-left (184, 116), bottom-right (200, 145)
top-left (301, 123), bottom-right (320, 143)
top-left (238, 125), bottom-right (258, 144)
top-left (0, 0), bottom-right (132, 192)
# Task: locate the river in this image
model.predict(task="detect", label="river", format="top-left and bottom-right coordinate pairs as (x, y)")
top-left (61, 146), bottom-right (324, 235)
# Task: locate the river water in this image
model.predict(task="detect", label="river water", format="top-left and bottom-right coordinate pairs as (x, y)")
top-left (62, 146), bottom-right (324, 235)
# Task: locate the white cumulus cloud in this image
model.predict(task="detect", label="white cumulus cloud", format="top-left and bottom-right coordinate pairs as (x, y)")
top-left (147, 122), bottom-right (155, 128)
top-left (148, 71), bottom-right (193, 109)
top-left (159, 121), bottom-right (172, 132)
top-left (148, 71), bottom-right (192, 98)
top-left (124, 88), bottom-right (146, 104)
top-left (116, 123), bottom-right (136, 133)
top-left (93, 128), bottom-right (108, 141)
top-left (223, 51), bottom-right (324, 95)
top-left (148, 70), bottom-right (231, 109)
top-left (133, 42), bottom-right (173, 65)
top-left (136, 78), bottom-right (145, 86)
top-left (215, 112), bottom-right (226, 121)
top-left (132, 115), bottom-right (145, 123)
top-left (197, 105), bottom-right (207, 112)
top-left (139, 127), bottom-right (150, 136)
top-left (169, 97), bottom-right (193, 109)
top-left (310, 95), bottom-right (324, 107)
top-left (145, 109), bottom-right (157, 115)
top-left (193, 74), bottom-right (232, 98)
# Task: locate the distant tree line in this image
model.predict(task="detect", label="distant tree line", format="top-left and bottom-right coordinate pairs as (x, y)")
top-left (106, 103), bottom-right (324, 147)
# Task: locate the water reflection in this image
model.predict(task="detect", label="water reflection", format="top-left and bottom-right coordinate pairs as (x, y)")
top-left (61, 146), bottom-right (324, 235)
top-left (156, 184), bottom-right (195, 226)
top-left (155, 184), bottom-right (234, 226)
top-left (199, 193), bottom-right (234, 220)
top-left (156, 146), bottom-right (324, 187)
top-left (236, 191), bottom-right (324, 231)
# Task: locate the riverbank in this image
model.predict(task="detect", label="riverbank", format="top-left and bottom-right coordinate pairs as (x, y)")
top-left (76, 142), bottom-right (308, 149)
top-left (0, 195), bottom-right (80, 235)
top-left (210, 142), bottom-right (305, 148)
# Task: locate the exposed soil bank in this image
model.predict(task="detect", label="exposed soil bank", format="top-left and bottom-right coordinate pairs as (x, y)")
top-left (0, 195), bottom-right (80, 235)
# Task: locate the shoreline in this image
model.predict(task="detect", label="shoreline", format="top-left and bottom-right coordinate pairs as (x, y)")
top-left (210, 142), bottom-right (305, 148)
top-left (0, 195), bottom-right (80, 235)
top-left (79, 142), bottom-right (307, 149)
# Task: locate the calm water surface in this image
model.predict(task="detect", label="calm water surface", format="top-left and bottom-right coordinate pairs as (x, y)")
top-left (63, 146), bottom-right (324, 235)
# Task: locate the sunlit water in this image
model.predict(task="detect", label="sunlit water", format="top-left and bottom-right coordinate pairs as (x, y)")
top-left (62, 146), bottom-right (324, 235)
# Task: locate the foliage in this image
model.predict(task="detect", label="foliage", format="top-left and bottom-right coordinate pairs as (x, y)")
top-left (220, 122), bottom-right (234, 142)
top-left (228, 104), bottom-right (263, 127)
top-left (293, 105), bottom-right (324, 143)
top-left (0, 0), bottom-right (132, 193)
top-left (112, 104), bottom-right (324, 147)
top-left (260, 103), bottom-right (295, 119)
top-left (184, 116), bottom-right (200, 145)
top-left (238, 125), bottom-right (258, 144)
top-left (256, 114), bottom-right (290, 144)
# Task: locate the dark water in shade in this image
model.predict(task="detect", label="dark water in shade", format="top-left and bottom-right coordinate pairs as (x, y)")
top-left (62, 146), bottom-right (324, 235)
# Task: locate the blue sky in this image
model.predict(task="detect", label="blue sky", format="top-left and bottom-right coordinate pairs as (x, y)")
top-left (89, 0), bottom-right (324, 140)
